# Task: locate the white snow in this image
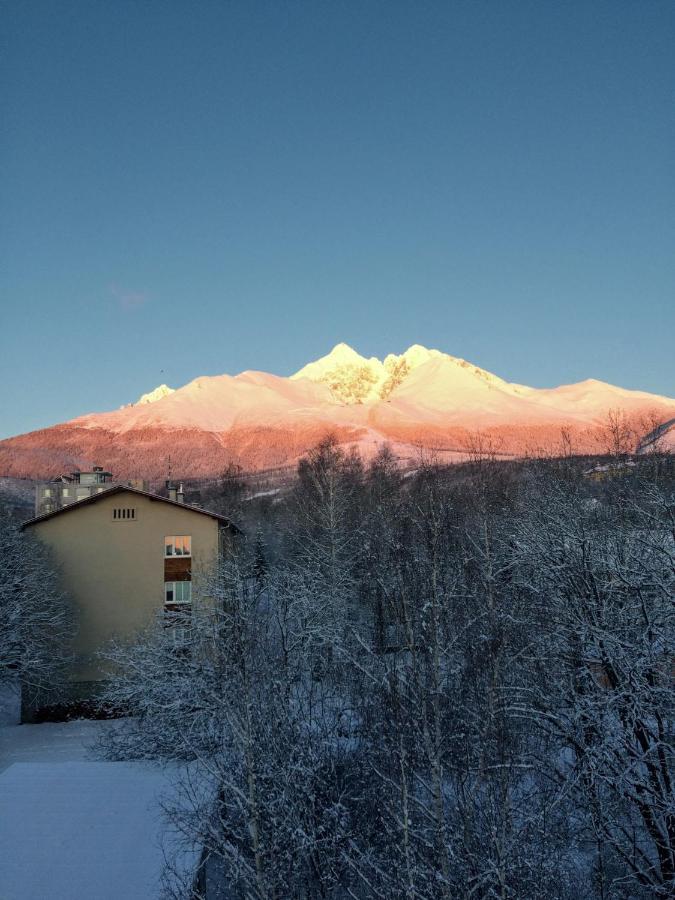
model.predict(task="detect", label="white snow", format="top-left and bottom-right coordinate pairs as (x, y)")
top-left (0, 720), bottom-right (202, 899)
top-left (248, 487), bottom-right (282, 499)
top-left (290, 342), bottom-right (449, 403)
top-left (133, 383), bottom-right (175, 405)
top-left (291, 341), bottom-right (381, 382)
top-left (64, 342), bottom-right (675, 437)
top-left (0, 760), bottom-right (200, 900)
top-left (0, 719), bottom-right (120, 773)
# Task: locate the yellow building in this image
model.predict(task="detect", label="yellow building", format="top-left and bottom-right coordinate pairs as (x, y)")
top-left (23, 486), bottom-right (239, 699)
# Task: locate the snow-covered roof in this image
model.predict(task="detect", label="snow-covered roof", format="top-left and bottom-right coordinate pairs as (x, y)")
top-left (0, 760), bottom-right (200, 900)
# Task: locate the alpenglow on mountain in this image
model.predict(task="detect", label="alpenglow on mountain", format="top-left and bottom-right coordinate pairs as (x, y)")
top-left (1, 343), bottom-right (674, 479)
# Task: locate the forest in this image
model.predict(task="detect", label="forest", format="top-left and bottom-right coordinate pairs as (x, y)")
top-left (88, 440), bottom-right (675, 899)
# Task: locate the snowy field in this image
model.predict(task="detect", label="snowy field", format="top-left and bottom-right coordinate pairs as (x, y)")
top-left (0, 720), bottom-right (200, 900)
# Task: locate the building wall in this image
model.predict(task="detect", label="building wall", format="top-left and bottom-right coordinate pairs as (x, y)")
top-left (36, 482), bottom-right (113, 515)
top-left (30, 492), bottom-right (222, 682)
top-left (35, 478), bottom-right (148, 515)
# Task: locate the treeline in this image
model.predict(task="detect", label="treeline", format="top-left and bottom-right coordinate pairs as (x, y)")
top-left (101, 440), bottom-right (675, 899)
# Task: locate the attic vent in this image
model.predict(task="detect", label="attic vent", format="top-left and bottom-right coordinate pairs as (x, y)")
top-left (113, 508), bottom-right (137, 521)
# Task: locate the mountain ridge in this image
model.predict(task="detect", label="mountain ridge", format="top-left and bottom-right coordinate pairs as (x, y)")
top-left (1, 343), bottom-right (673, 479)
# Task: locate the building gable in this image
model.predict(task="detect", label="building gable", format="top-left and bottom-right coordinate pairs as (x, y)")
top-left (23, 485), bottom-right (239, 533)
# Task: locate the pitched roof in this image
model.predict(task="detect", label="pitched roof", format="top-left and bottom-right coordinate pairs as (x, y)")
top-left (22, 485), bottom-right (241, 532)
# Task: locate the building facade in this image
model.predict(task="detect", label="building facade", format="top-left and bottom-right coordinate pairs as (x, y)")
top-left (34, 466), bottom-right (150, 516)
top-left (23, 486), bottom-right (238, 698)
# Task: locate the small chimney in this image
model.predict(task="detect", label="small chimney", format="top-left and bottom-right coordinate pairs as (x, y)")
top-left (176, 482), bottom-right (185, 504)
top-left (166, 479), bottom-right (177, 502)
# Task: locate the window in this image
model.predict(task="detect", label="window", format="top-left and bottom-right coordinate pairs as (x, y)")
top-left (112, 508), bottom-right (137, 520)
top-left (62, 487), bottom-right (70, 497)
top-left (43, 488), bottom-right (52, 498)
top-left (165, 581), bottom-right (191, 604)
top-left (164, 536), bottom-right (191, 557)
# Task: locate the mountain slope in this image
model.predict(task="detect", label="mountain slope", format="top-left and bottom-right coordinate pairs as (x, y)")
top-left (1, 344), bottom-right (673, 479)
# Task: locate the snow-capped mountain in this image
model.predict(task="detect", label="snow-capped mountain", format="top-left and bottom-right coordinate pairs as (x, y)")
top-left (290, 343), bottom-right (448, 403)
top-left (1, 344), bottom-right (673, 479)
top-left (133, 384), bottom-right (175, 405)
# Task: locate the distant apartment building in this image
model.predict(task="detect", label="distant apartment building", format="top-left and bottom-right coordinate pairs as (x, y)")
top-left (35, 466), bottom-right (148, 515)
top-left (22, 480), bottom-right (239, 710)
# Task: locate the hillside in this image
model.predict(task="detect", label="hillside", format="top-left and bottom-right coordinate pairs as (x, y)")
top-left (1, 344), bottom-right (673, 479)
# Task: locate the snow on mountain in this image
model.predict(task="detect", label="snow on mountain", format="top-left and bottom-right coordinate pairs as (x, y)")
top-left (291, 343), bottom-right (378, 383)
top-left (290, 342), bottom-right (449, 403)
top-left (290, 343), bottom-right (654, 425)
top-left (86, 370), bottom-right (344, 433)
top-left (637, 417), bottom-right (675, 453)
top-left (515, 378), bottom-right (675, 422)
top-left (1, 343), bottom-right (673, 479)
top-left (380, 355), bottom-right (534, 425)
top-left (22, 342), bottom-right (675, 434)
top-left (122, 345), bottom-right (662, 431)
top-left (133, 384), bottom-right (175, 405)
top-left (291, 343), bottom-right (387, 403)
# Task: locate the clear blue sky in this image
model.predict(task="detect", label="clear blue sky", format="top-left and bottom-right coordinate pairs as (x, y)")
top-left (2, 0), bottom-right (673, 438)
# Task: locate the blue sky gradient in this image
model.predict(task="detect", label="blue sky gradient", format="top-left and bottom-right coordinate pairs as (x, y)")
top-left (2, 1), bottom-right (673, 438)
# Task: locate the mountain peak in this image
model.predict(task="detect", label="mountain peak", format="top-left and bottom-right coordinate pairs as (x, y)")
top-left (292, 342), bottom-right (371, 377)
top-left (290, 344), bottom-right (379, 404)
top-left (323, 342), bottom-right (371, 366)
top-left (133, 383), bottom-right (175, 406)
top-left (291, 343), bottom-right (451, 404)
top-left (395, 344), bottom-right (442, 368)
top-left (330, 341), bottom-right (360, 355)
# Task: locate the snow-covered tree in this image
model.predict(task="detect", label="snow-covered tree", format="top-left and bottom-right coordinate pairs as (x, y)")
top-left (96, 446), bottom-right (674, 899)
top-left (513, 476), bottom-right (675, 897)
top-left (0, 501), bottom-right (74, 706)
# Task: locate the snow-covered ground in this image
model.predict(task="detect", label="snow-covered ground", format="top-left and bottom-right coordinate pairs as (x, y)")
top-left (0, 717), bottom-right (119, 773)
top-left (0, 760), bottom-right (199, 900)
top-left (0, 720), bottom-right (200, 899)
